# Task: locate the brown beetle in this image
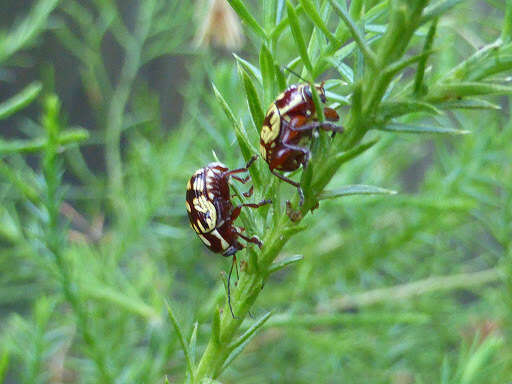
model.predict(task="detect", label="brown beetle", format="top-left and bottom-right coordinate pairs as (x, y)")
top-left (186, 155), bottom-right (270, 316)
top-left (260, 82), bottom-right (343, 205)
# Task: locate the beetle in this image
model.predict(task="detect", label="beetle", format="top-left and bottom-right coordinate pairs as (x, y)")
top-left (259, 82), bottom-right (343, 206)
top-left (186, 155), bottom-right (271, 317)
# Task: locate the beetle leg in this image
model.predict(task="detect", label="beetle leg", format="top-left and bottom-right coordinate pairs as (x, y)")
top-left (243, 185), bottom-right (254, 198)
top-left (223, 155), bottom-right (258, 178)
top-left (232, 175), bottom-right (251, 184)
top-left (223, 242), bottom-right (244, 256)
top-left (271, 169), bottom-right (304, 206)
top-left (290, 121), bottom-right (344, 133)
top-left (323, 107), bottom-right (340, 122)
top-left (231, 206), bottom-right (242, 221)
top-left (238, 200), bottom-right (272, 209)
top-left (238, 231), bottom-right (263, 248)
top-left (282, 143), bottom-right (310, 169)
top-left (231, 199), bottom-right (272, 221)
top-left (244, 154), bottom-right (258, 169)
top-left (231, 186), bottom-right (252, 199)
top-left (227, 255), bottom-right (237, 318)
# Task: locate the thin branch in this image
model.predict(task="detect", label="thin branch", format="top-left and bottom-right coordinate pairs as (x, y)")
top-left (318, 268), bottom-right (502, 312)
top-left (328, 0), bottom-right (377, 68)
top-left (105, 0), bottom-right (157, 214)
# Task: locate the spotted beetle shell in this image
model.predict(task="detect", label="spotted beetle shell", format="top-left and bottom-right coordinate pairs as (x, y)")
top-left (186, 163), bottom-right (238, 255)
top-left (259, 84), bottom-right (318, 170)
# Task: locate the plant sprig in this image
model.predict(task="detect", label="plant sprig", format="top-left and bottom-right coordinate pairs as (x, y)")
top-left (190, 1), bottom-right (512, 382)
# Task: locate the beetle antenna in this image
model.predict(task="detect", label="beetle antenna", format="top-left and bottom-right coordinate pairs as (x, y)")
top-left (281, 65), bottom-right (309, 83)
top-left (227, 255), bottom-right (237, 319)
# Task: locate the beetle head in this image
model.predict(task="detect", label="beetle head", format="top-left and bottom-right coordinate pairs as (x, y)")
top-left (314, 81), bottom-right (327, 103)
top-left (303, 83), bottom-right (327, 103)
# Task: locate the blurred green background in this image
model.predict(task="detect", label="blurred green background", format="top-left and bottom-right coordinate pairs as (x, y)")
top-left (0, 0), bottom-right (511, 383)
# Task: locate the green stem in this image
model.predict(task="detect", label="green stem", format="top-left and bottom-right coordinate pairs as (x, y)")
top-left (42, 96), bottom-right (114, 383)
top-left (105, 0), bottom-right (156, 215)
top-left (320, 267), bottom-right (503, 312)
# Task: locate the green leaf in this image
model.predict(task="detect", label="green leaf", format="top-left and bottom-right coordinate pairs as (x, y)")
top-left (211, 85), bottom-right (259, 179)
top-left (441, 356), bottom-right (451, 384)
top-left (319, 185), bottom-right (397, 200)
top-left (0, 349), bottom-right (8, 383)
top-left (428, 82), bottom-right (512, 100)
top-left (260, 43), bottom-right (276, 107)
top-left (270, 3), bottom-right (304, 40)
top-left (287, 0), bottom-right (314, 74)
top-left (263, 0), bottom-right (277, 30)
top-left (228, 311), bottom-right (272, 350)
top-left (327, 57), bottom-right (354, 83)
top-left (189, 322), bottom-right (198, 367)
top-left (281, 223), bottom-right (308, 237)
top-left (166, 301), bottom-right (195, 381)
top-left (83, 284), bottom-right (159, 321)
top-left (275, 64), bottom-right (288, 91)
top-left (218, 311), bottom-right (272, 374)
top-left (378, 100), bottom-right (442, 119)
top-left (226, 0), bottom-right (267, 39)
top-left (268, 254), bottom-right (304, 274)
top-left (199, 380), bottom-right (222, 384)
top-left (350, 0), bottom-right (364, 20)
top-left (211, 84), bottom-right (263, 185)
top-left (327, 137), bottom-right (379, 173)
top-left (414, 19), bottom-right (437, 96)
top-left (378, 123), bottom-right (469, 135)
top-left (420, 0), bottom-right (464, 25)
top-left (233, 54), bottom-right (262, 84)
top-left (0, 0), bottom-right (59, 63)
top-left (392, 196), bottom-right (476, 211)
top-left (259, 312), bottom-right (430, 327)
top-left (0, 128), bottom-right (89, 156)
top-left (0, 82), bottom-right (42, 120)
top-left (436, 98), bottom-right (501, 111)
top-left (0, 160), bottom-right (39, 204)
top-left (460, 337), bottom-right (503, 384)
top-left (238, 63), bottom-right (265, 132)
top-left (299, 0), bottom-right (339, 44)
top-left (469, 54), bottom-right (512, 81)
top-left (212, 83), bottom-right (238, 128)
top-left (384, 49), bottom-right (438, 77)
top-left (311, 85), bottom-right (325, 122)
top-left (442, 40), bottom-right (503, 81)
top-left (212, 305), bottom-right (221, 345)
top-left (502, 0), bottom-right (512, 43)
top-left (328, 0), bottom-right (377, 68)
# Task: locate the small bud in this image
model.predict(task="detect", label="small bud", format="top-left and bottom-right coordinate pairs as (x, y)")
top-left (195, 0), bottom-right (244, 50)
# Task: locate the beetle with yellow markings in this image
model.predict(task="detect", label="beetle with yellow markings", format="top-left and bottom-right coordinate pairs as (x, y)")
top-left (260, 82), bottom-right (344, 206)
top-left (186, 155), bottom-right (271, 317)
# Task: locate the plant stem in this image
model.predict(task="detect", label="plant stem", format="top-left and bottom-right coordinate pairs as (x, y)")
top-left (43, 96), bottom-right (114, 383)
top-left (318, 268), bottom-right (503, 312)
top-left (105, 0), bottom-right (156, 215)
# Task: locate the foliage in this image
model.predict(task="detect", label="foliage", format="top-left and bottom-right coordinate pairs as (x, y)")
top-left (0, 0), bottom-right (511, 383)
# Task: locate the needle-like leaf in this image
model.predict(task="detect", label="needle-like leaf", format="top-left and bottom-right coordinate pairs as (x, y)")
top-left (328, 0), bottom-right (377, 68)
top-left (378, 122), bottom-right (469, 135)
top-left (287, 0), bottom-right (314, 74)
top-left (226, 0), bottom-right (267, 39)
top-left (319, 185), bottom-right (397, 200)
top-left (166, 300), bottom-right (195, 381)
top-left (0, 82), bottom-right (42, 120)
